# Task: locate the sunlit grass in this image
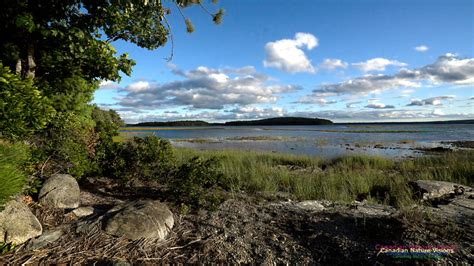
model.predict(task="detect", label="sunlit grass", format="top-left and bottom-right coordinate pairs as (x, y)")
top-left (175, 148), bottom-right (474, 207)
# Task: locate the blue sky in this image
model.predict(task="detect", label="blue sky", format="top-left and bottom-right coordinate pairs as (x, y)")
top-left (94, 0), bottom-right (474, 123)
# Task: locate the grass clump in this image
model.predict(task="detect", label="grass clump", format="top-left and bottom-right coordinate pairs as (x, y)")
top-left (0, 141), bottom-right (29, 207)
top-left (174, 148), bottom-right (474, 208)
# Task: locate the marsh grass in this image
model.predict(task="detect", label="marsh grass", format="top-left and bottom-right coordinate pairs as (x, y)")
top-left (0, 141), bottom-right (29, 207)
top-left (175, 148), bottom-right (473, 207)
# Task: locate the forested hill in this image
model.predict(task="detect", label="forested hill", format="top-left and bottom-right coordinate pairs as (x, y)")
top-left (128, 117), bottom-right (333, 126)
top-left (224, 117), bottom-right (333, 126)
top-left (130, 120), bottom-right (210, 127)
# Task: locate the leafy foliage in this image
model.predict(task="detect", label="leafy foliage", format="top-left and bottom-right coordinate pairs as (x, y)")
top-left (170, 156), bottom-right (225, 209)
top-left (0, 141), bottom-right (29, 208)
top-left (0, 63), bottom-right (54, 141)
top-left (102, 136), bottom-right (175, 182)
top-left (32, 111), bottom-right (95, 178)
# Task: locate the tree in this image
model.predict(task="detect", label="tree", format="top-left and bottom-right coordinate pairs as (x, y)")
top-left (0, 0), bottom-right (224, 82)
top-left (0, 0), bottom-right (224, 177)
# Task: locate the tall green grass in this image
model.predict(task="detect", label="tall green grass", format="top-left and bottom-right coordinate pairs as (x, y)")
top-left (0, 141), bottom-right (29, 207)
top-left (175, 148), bottom-right (474, 207)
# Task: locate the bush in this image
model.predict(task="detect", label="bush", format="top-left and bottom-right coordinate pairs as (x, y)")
top-left (91, 106), bottom-right (124, 175)
top-left (102, 136), bottom-right (175, 182)
top-left (32, 111), bottom-right (95, 178)
top-left (170, 156), bottom-right (225, 209)
top-left (0, 62), bottom-right (55, 141)
top-left (0, 141), bottom-right (29, 208)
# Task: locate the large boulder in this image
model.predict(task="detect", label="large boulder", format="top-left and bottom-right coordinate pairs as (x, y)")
top-left (104, 200), bottom-right (174, 241)
top-left (0, 199), bottom-right (42, 244)
top-left (39, 174), bottom-right (80, 209)
top-left (409, 180), bottom-right (471, 201)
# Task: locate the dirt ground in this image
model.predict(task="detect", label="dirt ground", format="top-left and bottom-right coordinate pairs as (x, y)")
top-left (1, 179), bottom-right (472, 265)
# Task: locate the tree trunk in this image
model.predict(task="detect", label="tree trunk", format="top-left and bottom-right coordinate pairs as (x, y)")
top-left (26, 44), bottom-right (36, 78)
top-left (15, 58), bottom-right (22, 75)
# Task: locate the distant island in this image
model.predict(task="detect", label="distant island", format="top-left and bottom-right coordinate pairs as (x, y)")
top-left (223, 117), bottom-right (333, 126)
top-left (127, 117), bottom-right (474, 127)
top-left (128, 117), bottom-right (333, 127)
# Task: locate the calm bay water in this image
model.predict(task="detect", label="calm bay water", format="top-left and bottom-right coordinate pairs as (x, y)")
top-left (122, 124), bottom-right (474, 159)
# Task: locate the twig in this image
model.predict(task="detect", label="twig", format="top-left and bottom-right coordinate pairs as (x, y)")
top-left (166, 238), bottom-right (202, 250)
top-left (40, 155), bottom-right (51, 177)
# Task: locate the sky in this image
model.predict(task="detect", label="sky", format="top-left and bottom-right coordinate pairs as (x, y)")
top-left (94, 0), bottom-right (474, 123)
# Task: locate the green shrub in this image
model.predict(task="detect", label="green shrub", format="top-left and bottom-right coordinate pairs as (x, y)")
top-left (33, 111), bottom-right (95, 178)
top-left (170, 156), bottom-right (225, 209)
top-left (91, 106), bottom-right (124, 175)
top-left (0, 141), bottom-right (29, 208)
top-left (102, 136), bottom-right (175, 182)
top-left (0, 62), bottom-right (55, 141)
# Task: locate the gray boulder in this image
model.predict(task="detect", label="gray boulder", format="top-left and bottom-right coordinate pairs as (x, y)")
top-left (409, 180), bottom-right (472, 201)
top-left (104, 200), bottom-right (174, 240)
top-left (39, 174), bottom-right (80, 209)
top-left (27, 229), bottom-right (63, 250)
top-left (0, 199), bottom-right (42, 244)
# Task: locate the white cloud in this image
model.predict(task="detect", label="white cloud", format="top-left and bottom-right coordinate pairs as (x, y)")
top-left (126, 81), bottom-right (151, 92)
top-left (352, 58), bottom-right (407, 72)
top-left (263, 32), bottom-right (318, 73)
top-left (310, 54), bottom-right (474, 97)
top-left (99, 80), bottom-right (120, 90)
top-left (320, 58), bottom-right (348, 70)
top-left (314, 74), bottom-right (421, 96)
top-left (407, 95), bottom-right (455, 106)
top-left (116, 66), bottom-right (301, 110)
top-left (365, 103), bottom-right (395, 109)
top-left (346, 101), bottom-right (361, 108)
top-left (297, 96), bottom-right (337, 105)
top-left (415, 45), bottom-right (429, 52)
top-left (399, 89), bottom-right (415, 98)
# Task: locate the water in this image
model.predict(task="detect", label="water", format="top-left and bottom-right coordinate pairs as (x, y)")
top-left (122, 124), bottom-right (474, 159)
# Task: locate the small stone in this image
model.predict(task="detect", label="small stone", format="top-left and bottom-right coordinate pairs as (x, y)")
top-left (0, 199), bottom-right (43, 245)
top-left (39, 174), bottom-right (80, 209)
top-left (295, 201), bottom-right (325, 211)
top-left (72, 206), bottom-right (95, 217)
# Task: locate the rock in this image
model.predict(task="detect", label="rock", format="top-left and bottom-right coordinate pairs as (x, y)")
top-left (104, 200), bottom-right (174, 240)
top-left (294, 201), bottom-right (325, 211)
top-left (27, 229), bottom-right (63, 250)
top-left (351, 203), bottom-right (396, 217)
top-left (72, 206), bottom-right (95, 217)
top-left (0, 199), bottom-right (42, 245)
top-left (39, 174), bottom-right (80, 209)
top-left (409, 180), bottom-right (472, 201)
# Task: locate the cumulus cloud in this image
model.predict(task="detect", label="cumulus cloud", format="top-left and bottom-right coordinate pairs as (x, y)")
top-left (365, 103), bottom-right (395, 109)
top-left (310, 54), bottom-right (474, 97)
top-left (263, 32), bottom-right (318, 73)
top-left (415, 45), bottom-right (429, 52)
top-left (297, 96), bottom-right (337, 105)
top-left (320, 58), bottom-right (348, 70)
top-left (116, 66), bottom-right (301, 110)
top-left (125, 81), bottom-right (151, 92)
top-left (352, 58), bottom-right (407, 72)
top-left (346, 101), bottom-right (361, 108)
top-left (399, 89), bottom-right (415, 98)
top-left (314, 74), bottom-right (421, 96)
top-left (407, 95), bottom-right (455, 106)
top-left (289, 109), bottom-right (472, 122)
top-left (99, 80), bottom-right (120, 90)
